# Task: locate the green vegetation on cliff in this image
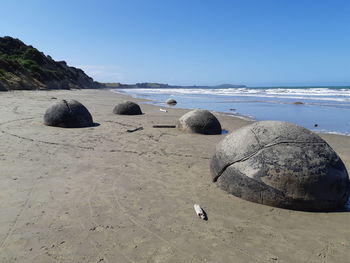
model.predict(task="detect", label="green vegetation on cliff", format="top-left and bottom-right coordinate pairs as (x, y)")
top-left (0, 36), bottom-right (104, 91)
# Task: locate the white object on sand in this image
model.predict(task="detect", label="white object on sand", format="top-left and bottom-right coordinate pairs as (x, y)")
top-left (160, 109), bottom-right (168, 112)
top-left (194, 204), bottom-right (206, 220)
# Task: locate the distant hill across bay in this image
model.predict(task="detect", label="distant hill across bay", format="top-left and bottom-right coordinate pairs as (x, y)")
top-left (104, 82), bottom-right (246, 89)
top-left (0, 36), bottom-right (104, 91)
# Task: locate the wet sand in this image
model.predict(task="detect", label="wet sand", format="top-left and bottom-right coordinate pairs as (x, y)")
top-left (0, 89), bottom-right (349, 263)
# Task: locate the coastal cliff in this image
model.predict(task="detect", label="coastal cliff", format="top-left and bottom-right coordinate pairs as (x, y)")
top-left (0, 36), bottom-right (104, 91)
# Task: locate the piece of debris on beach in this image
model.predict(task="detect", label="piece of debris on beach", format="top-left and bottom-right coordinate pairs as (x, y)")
top-left (160, 108), bottom-right (168, 112)
top-left (126, 127), bottom-right (143, 133)
top-left (152, 125), bottom-right (176, 128)
top-left (194, 204), bottom-right (207, 220)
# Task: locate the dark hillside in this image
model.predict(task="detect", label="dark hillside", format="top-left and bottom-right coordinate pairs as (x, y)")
top-left (0, 36), bottom-right (104, 91)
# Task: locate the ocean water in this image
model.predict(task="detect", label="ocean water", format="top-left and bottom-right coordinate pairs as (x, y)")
top-left (113, 86), bottom-right (350, 136)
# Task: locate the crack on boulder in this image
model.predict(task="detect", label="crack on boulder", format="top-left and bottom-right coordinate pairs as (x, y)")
top-left (212, 140), bottom-right (326, 182)
top-left (250, 128), bottom-right (267, 179)
top-left (250, 128), bottom-right (262, 148)
top-left (62, 99), bottom-right (72, 113)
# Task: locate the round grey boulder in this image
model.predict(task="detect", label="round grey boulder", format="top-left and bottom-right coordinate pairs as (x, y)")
top-left (166, 98), bottom-right (177, 105)
top-left (177, 109), bottom-right (222, 135)
top-left (44, 99), bottom-right (93, 128)
top-left (113, 101), bottom-right (142, 115)
top-left (210, 121), bottom-right (349, 211)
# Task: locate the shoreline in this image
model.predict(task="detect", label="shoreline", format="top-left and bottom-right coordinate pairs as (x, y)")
top-left (112, 88), bottom-right (350, 137)
top-left (0, 88), bottom-right (349, 262)
top-left (112, 88), bottom-right (256, 123)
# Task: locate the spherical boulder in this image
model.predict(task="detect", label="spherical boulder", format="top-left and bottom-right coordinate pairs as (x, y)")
top-left (113, 101), bottom-right (142, 115)
top-left (177, 109), bottom-right (222, 135)
top-left (44, 99), bottom-right (93, 128)
top-left (210, 121), bottom-right (349, 211)
top-left (166, 98), bottom-right (177, 105)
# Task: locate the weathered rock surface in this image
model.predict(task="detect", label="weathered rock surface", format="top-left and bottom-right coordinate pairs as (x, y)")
top-left (177, 109), bottom-right (222, 135)
top-left (44, 99), bottom-right (93, 128)
top-left (210, 121), bottom-right (350, 211)
top-left (113, 101), bottom-right (142, 115)
top-left (166, 98), bottom-right (177, 105)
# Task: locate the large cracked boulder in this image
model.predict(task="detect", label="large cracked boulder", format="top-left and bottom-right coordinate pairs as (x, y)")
top-left (211, 121), bottom-right (349, 211)
top-left (44, 99), bottom-right (93, 128)
top-left (177, 109), bottom-right (222, 135)
top-left (113, 101), bottom-right (142, 115)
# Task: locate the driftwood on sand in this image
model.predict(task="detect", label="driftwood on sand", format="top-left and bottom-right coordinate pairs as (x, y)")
top-left (194, 204), bottom-right (207, 220)
top-left (126, 127), bottom-right (144, 133)
top-left (152, 125), bottom-right (176, 128)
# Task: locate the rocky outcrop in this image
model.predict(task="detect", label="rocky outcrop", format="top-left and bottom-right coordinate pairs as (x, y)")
top-left (0, 36), bottom-right (104, 91)
top-left (210, 121), bottom-right (350, 211)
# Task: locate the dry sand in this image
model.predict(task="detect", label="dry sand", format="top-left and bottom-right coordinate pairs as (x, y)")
top-left (0, 89), bottom-right (349, 263)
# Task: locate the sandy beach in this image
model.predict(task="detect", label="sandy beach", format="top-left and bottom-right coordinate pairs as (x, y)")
top-left (0, 89), bottom-right (350, 263)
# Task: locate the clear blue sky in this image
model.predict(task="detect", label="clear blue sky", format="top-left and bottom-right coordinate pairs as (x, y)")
top-left (1, 0), bottom-right (350, 86)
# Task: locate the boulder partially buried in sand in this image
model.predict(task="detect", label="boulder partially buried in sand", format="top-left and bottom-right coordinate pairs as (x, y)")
top-left (177, 109), bottom-right (222, 135)
top-left (210, 121), bottom-right (350, 211)
top-left (166, 98), bottom-right (177, 105)
top-left (44, 99), bottom-right (93, 128)
top-left (113, 101), bottom-right (142, 115)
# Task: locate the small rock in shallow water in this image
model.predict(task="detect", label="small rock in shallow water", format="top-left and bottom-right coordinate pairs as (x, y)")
top-left (166, 98), bottom-right (177, 105)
